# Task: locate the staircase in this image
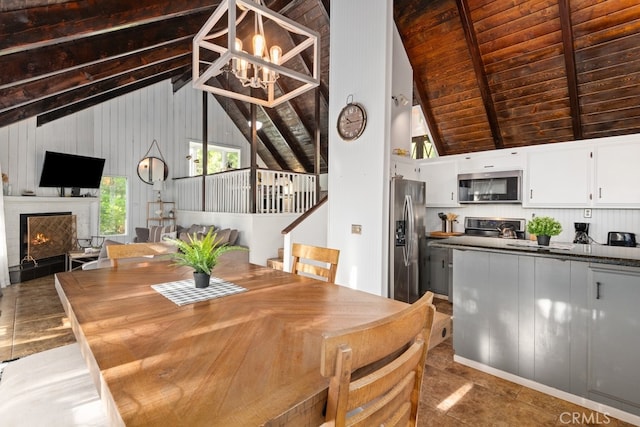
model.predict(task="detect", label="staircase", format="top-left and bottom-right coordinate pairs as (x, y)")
top-left (267, 248), bottom-right (285, 271)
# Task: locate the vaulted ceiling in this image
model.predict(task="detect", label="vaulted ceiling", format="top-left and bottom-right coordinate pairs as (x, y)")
top-left (395, 0), bottom-right (640, 156)
top-left (2, 0), bottom-right (640, 171)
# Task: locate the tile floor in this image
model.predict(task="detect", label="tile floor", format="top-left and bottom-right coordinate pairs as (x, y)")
top-left (0, 277), bottom-right (635, 426)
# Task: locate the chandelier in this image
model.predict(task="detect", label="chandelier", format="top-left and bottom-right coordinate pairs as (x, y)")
top-left (192, 0), bottom-right (320, 107)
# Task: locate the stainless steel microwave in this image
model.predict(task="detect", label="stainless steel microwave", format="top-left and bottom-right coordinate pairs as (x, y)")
top-left (458, 170), bottom-right (522, 203)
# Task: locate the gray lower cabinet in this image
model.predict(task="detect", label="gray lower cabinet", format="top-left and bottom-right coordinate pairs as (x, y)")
top-left (453, 250), bottom-right (490, 364)
top-left (588, 265), bottom-right (640, 415)
top-left (453, 250), bottom-right (590, 397)
top-left (420, 238), bottom-right (450, 297)
top-left (453, 250), bottom-right (523, 372)
top-left (429, 246), bottom-right (450, 296)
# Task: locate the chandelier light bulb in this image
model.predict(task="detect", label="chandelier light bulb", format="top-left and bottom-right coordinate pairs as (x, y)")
top-left (270, 45), bottom-right (282, 65)
top-left (252, 34), bottom-right (265, 57)
top-left (239, 57), bottom-right (248, 80)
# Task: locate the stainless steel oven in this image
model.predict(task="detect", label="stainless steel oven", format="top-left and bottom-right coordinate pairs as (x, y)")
top-left (464, 217), bottom-right (527, 239)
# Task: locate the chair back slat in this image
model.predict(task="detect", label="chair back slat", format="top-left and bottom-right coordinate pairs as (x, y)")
top-left (106, 243), bottom-right (168, 267)
top-left (291, 243), bottom-right (340, 283)
top-left (321, 291), bottom-right (435, 427)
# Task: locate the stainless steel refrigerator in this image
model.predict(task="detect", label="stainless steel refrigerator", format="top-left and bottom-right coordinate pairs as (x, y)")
top-left (389, 177), bottom-right (426, 303)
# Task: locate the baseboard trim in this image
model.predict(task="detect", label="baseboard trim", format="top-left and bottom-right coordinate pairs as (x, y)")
top-left (453, 355), bottom-right (640, 426)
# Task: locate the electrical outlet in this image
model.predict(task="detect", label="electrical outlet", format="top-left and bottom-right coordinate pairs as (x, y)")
top-left (584, 209), bottom-right (592, 218)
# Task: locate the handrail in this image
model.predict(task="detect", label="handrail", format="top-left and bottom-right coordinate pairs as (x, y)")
top-left (174, 169), bottom-right (317, 214)
top-left (281, 195), bottom-right (328, 234)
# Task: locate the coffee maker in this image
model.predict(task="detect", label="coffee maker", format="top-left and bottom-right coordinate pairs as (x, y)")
top-left (574, 222), bottom-right (590, 244)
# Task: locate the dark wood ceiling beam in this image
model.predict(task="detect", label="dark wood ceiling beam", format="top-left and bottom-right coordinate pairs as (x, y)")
top-left (0, 11), bottom-right (210, 87)
top-left (456, 0), bottom-right (504, 149)
top-left (318, 0), bottom-right (330, 20)
top-left (209, 92), bottom-right (280, 169)
top-left (0, 40), bottom-right (192, 113)
top-left (171, 70), bottom-right (194, 93)
top-left (0, 0), bottom-right (216, 54)
top-left (267, 0), bottom-right (304, 15)
top-left (290, 32), bottom-right (329, 104)
top-left (1, 55), bottom-right (190, 128)
top-left (558, 0), bottom-right (582, 140)
top-left (212, 76), bottom-right (290, 170)
top-left (36, 64), bottom-right (190, 127)
top-left (260, 106), bottom-right (314, 172)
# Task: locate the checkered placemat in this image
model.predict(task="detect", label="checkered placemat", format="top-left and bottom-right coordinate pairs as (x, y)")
top-left (151, 277), bottom-right (247, 306)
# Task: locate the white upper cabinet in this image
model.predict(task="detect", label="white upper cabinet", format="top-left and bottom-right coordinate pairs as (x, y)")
top-left (458, 150), bottom-right (525, 173)
top-left (390, 156), bottom-right (419, 181)
top-left (594, 140), bottom-right (640, 207)
top-left (524, 145), bottom-right (593, 207)
top-left (419, 159), bottom-right (459, 207)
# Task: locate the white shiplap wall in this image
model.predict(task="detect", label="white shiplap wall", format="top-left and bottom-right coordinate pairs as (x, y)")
top-left (0, 81), bottom-right (252, 244)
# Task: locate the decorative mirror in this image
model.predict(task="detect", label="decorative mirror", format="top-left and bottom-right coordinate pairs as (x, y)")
top-left (138, 140), bottom-right (169, 184)
top-left (137, 156), bottom-right (168, 184)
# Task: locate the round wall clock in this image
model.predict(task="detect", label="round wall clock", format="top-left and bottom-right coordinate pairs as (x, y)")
top-left (337, 102), bottom-right (367, 141)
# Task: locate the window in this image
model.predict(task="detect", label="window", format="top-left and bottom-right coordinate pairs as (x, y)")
top-left (188, 141), bottom-right (241, 176)
top-left (411, 136), bottom-right (436, 159)
top-left (99, 176), bottom-right (128, 236)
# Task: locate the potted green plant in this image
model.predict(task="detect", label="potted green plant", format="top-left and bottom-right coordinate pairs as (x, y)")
top-left (527, 216), bottom-right (562, 246)
top-left (165, 229), bottom-right (246, 288)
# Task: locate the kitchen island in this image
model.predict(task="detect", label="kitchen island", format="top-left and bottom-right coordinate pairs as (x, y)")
top-left (431, 236), bottom-right (640, 425)
top-left (430, 234), bottom-right (640, 267)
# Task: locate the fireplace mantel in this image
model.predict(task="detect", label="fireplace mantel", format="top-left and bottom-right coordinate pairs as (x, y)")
top-left (3, 196), bottom-right (99, 266)
top-left (3, 196), bottom-right (99, 203)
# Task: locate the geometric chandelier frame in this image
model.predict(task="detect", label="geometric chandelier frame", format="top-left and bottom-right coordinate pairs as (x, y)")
top-left (192, 0), bottom-right (320, 108)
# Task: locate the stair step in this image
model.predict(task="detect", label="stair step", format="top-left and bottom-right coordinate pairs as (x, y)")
top-left (267, 258), bottom-right (284, 271)
top-left (429, 312), bottom-right (452, 350)
top-left (277, 247), bottom-right (284, 259)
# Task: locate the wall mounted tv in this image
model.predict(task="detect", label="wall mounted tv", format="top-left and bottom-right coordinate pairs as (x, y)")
top-left (39, 151), bottom-right (106, 194)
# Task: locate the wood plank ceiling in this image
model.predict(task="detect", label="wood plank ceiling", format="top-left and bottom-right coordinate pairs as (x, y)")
top-left (0, 0), bottom-right (330, 173)
top-left (395, 0), bottom-right (640, 156)
top-left (2, 0), bottom-right (640, 167)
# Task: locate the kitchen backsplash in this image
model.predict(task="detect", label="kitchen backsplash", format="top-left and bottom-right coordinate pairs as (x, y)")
top-left (425, 205), bottom-right (640, 245)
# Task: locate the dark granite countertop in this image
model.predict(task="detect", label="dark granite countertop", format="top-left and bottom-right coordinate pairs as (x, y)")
top-left (429, 235), bottom-right (640, 268)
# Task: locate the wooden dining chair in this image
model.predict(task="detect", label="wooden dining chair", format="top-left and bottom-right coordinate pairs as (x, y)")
top-left (320, 291), bottom-right (436, 427)
top-left (105, 242), bottom-right (168, 267)
top-left (291, 243), bottom-right (340, 283)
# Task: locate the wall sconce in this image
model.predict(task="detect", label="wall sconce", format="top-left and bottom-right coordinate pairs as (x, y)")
top-left (392, 94), bottom-right (409, 107)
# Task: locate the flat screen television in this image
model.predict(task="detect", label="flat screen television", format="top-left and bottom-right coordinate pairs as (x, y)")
top-left (39, 151), bottom-right (106, 190)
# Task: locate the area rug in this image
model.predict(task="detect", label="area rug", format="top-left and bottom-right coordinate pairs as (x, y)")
top-left (0, 343), bottom-right (108, 426)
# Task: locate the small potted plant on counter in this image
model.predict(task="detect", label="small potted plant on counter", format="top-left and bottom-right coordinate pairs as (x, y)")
top-left (527, 216), bottom-right (562, 246)
top-left (165, 229), bottom-right (246, 288)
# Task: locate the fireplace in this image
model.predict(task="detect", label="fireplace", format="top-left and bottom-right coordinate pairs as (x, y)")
top-left (11, 212), bottom-right (76, 282)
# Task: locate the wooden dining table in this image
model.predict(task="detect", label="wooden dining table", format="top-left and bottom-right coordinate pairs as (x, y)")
top-left (55, 258), bottom-right (408, 426)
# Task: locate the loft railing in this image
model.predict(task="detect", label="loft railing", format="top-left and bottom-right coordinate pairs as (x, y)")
top-left (174, 168), bottom-right (317, 214)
